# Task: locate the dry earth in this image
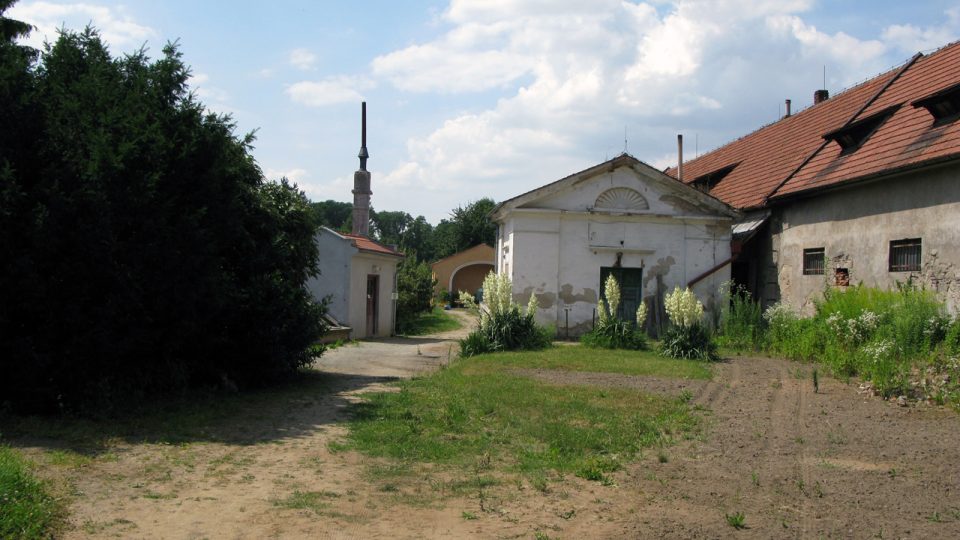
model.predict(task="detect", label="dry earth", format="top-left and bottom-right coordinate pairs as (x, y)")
top-left (13, 311), bottom-right (960, 539)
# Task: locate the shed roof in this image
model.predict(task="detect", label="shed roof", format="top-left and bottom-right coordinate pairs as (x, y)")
top-left (668, 40), bottom-right (960, 208)
top-left (322, 227), bottom-right (404, 257)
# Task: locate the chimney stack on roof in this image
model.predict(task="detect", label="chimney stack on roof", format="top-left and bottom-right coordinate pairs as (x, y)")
top-left (814, 89), bottom-right (830, 104)
top-left (677, 134), bottom-right (684, 182)
top-left (352, 102), bottom-right (372, 236)
top-left (785, 99), bottom-right (792, 118)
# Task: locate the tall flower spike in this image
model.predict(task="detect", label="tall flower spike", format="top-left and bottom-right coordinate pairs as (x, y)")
top-left (526, 291), bottom-right (538, 316)
top-left (604, 274), bottom-right (621, 319)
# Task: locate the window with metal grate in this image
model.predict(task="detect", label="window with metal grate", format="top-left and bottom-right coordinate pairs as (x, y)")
top-left (889, 238), bottom-right (921, 272)
top-left (803, 247), bottom-right (825, 275)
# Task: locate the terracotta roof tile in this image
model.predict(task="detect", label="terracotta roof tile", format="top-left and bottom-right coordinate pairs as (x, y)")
top-left (342, 233), bottom-right (404, 257)
top-left (669, 40), bottom-right (960, 208)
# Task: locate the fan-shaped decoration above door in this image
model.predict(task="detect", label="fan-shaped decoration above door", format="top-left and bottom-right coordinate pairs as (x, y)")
top-left (594, 187), bottom-right (649, 211)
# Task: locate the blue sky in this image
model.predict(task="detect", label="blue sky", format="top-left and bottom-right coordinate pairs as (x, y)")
top-left (10, 0), bottom-right (960, 223)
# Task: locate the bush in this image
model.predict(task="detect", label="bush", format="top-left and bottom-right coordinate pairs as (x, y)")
top-left (396, 255), bottom-right (436, 334)
top-left (581, 275), bottom-right (647, 350)
top-left (459, 273), bottom-right (552, 357)
top-left (946, 317), bottom-right (960, 356)
top-left (659, 324), bottom-right (719, 361)
top-left (658, 286), bottom-right (718, 361)
top-left (0, 447), bottom-right (61, 539)
top-left (0, 26), bottom-right (325, 412)
top-left (717, 283), bottom-right (765, 351)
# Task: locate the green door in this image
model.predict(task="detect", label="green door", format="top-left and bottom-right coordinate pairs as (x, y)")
top-left (600, 267), bottom-right (643, 323)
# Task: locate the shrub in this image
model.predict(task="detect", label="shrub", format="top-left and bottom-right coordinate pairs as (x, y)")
top-left (946, 317), bottom-right (960, 356)
top-left (717, 283), bottom-right (765, 351)
top-left (396, 256), bottom-right (436, 334)
top-left (459, 273), bottom-right (552, 357)
top-left (658, 286), bottom-right (718, 361)
top-left (659, 324), bottom-right (719, 361)
top-left (581, 275), bottom-right (647, 350)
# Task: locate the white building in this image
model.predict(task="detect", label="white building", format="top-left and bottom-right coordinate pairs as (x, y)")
top-left (306, 102), bottom-right (402, 339)
top-left (490, 154), bottom-right (738, 336)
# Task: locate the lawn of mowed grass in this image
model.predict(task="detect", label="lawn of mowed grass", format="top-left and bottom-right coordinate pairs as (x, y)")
top-left (399, 307), bottom-right (463, 336)
top-left (344, 346), bottom-right (710, 485)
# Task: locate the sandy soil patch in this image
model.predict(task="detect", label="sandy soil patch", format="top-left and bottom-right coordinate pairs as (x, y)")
top-left (12, 319), bottom-right (960, 538)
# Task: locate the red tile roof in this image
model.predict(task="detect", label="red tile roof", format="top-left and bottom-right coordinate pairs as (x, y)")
top-left (341, 233), bottom-right (404, 257)
top-left (668, 41), bottom-right (960, 209)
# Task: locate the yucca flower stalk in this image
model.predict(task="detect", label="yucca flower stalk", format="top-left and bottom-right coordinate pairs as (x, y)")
top-left (526, 291), bottom-right (538, 316)
top-left (664, 286), bottom-right (704, 328)
top-left (604, 274), bottom-right (621, 318)
top-left (636, 300), bottom-right (648, 328)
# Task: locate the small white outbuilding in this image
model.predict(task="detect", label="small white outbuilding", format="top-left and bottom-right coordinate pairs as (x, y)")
top-left (490, 153), bottom-right (738, 337)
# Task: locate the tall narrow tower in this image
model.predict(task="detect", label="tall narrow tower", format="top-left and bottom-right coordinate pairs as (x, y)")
top-left (352, 102), bottom-right (372, 236)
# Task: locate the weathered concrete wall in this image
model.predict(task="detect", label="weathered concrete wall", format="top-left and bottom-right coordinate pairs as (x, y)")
top-left (771, 163), bottom-right (960, 315)
top-left (306, 229), bottom-right (357, 325)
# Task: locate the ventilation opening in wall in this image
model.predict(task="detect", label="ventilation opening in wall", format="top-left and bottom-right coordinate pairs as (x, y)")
top-left (834, 268), bottom-right (850, 287)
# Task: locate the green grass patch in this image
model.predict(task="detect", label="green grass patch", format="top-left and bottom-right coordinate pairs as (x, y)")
top-left (465, 346), bottom-right (712, 380)
top-left (272, 490), bottom-right (340, 514)
top-left (0, 447), bottom-right (62, 539)
top-left (399, 307), bottom-right (463, 336)
top-left (343, 346), bottom-right (701, 485)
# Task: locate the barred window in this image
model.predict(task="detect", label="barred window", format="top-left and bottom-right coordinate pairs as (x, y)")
top-left (803, 248), bottom-right (825, 275)
top-left (889, 238), bottom-right (921, 272)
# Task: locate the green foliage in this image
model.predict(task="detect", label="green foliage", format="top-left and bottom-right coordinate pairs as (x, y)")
top-left (582, 275), bottom-right (647, 350)
top-left (398, 307), bottom-right (461, 336)
top-left (659, 324), bottom-right (720, 362)
top-left (764, 285), bottom-right (951, 398)
top-left (0, 447), bottom-right (61, 539)
top-left (396, 255), bottom-right (436, 334)
top-left (946, 317), bottom-right (960, 356)
top-left (0, 27), bottom-right (324, 412)
top-left (343, 349), bottom-right (699, 485)
top-left (717, 284), bottom-right (765, 351)
top-left (725, 511), bottom-right (746, 529)
top-left (581, 318), bottom-right (647, 350)
top-left (460, 308), bottom-right (552, 357)
top-left (308, 199), bottom-right (352, 232)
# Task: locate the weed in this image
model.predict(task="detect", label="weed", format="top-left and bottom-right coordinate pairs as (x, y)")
top-left (813, 369), bottom-right (819, 393)
top-left (927, 511), bottom-right (942, 523)
top-left (725, 511), bottom-right (746, 529)
top-left (813, 481), bottom-right (824, 498)
top-left (887, 468), bottom-right (899, 479)
top-left (534, 531), bottom-right (552, 540)
top-left (679, 389), bottom-right (693, 403)
top-left (560, 509), bottom-right (576, 520)
top-left (272, 490), bottom-right (340, 515)
top-left (751, 471), bottom-right (759, 487)
top-left (461, 511), bottom-right (478, 520)
top-left (657, 451), bottom-right (669, 464)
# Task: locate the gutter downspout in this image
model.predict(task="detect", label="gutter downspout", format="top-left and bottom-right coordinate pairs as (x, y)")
top-left (392, 264), bottom-right (399, 336)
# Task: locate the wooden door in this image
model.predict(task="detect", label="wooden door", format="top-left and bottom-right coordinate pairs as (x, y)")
top-left (600, 267), bottom-right (643, 323)
top-left (366, 275), bottom-right (379, 336)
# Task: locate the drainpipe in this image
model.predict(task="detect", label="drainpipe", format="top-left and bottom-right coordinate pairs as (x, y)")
top-left (392, 263), bottom-right (399, 336)
top-left (677, 134), bottom-right (683, 182)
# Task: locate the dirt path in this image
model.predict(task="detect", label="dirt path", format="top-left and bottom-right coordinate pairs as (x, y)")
top-left (15, 324), bottom-right (960, 538)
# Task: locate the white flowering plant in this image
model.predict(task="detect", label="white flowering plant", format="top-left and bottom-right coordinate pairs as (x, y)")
top-left (459, 272), bottom-right (552, 357)
top-left (659, 286), bottom-right (718, 361)
top-left (582, 274), bottom-right (647, 350)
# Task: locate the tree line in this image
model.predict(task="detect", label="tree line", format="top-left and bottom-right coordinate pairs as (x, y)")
top-left (310, 197), bottom-right (497, 263)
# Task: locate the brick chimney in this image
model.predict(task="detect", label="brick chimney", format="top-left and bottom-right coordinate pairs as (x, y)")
top-left (814, 89), bottom-right (830, 104)
top-left (352, 102), bottom-right (371, 236)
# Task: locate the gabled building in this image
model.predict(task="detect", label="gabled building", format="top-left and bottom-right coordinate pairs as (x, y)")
top-left (430, 244), bottom-right (495, 300)
top-left (491, 154), bottom-right (738, 336)
top-left (306, 103), bottom-right (402, 338)
top-left (670, 41), bottom-right (960, 315)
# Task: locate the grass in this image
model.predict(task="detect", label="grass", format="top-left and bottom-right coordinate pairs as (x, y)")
top-left (342, 345), bottom-right (703, 487)
top-left (399, 307), bottom-right (463, 336)
top-left (464, 346), bottom-right (713, 380)
top-left (725, 511), bottom-right (746, 529)
top-left (0, 446), bottom-right (62, 539)
top-left (272, 490), bottom-right (341, 514)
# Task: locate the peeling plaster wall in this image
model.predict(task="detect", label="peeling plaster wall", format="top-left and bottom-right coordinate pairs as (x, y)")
top-left (499, 166), bottom-right (733, 336)
top-left (770, 163), bottom-right (960, 315)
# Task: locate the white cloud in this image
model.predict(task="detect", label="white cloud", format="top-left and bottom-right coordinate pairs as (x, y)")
top-left (881, 8), bottom-right (960, 54)
top-left (9, 1), bottom-right (155, 50)
top-left (264, 167), bottom-right (309, 184)
top-left (286, 76), bottom-right (374, 107)
top-left (361, 0), bottom-right (923, 220)
top-left (288, 48), bottom-right (317, 71)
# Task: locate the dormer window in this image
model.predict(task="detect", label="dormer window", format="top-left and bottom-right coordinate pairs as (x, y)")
top-left (690, 162), bottom-right (738, 192)
top-left (912, 82), bottom-right (960, 125)
top-left (822, 105), bottom-right (900, 155)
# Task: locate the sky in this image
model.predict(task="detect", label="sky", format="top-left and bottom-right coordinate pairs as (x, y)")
top-left (9, 0), bottom-right (960, 223)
